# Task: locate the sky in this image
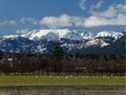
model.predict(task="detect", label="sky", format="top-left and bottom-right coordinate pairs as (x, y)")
top-left (0, 0), bottom-right (126, 35)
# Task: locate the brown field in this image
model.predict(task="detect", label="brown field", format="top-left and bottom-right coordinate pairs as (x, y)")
top-left (0, 86), bottom-right (125, 95)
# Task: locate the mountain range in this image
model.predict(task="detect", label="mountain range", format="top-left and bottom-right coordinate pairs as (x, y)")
top-left (0, 29), bottom-right (125, 55)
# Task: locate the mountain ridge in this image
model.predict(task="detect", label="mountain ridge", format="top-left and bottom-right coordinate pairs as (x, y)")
top-left (0, 29), bottom-right (125, 55)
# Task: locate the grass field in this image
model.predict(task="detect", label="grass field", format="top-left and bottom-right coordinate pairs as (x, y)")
top-left (0, 75), bottom-right (125, 87)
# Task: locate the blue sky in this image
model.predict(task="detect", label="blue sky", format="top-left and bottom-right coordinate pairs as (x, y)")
top-left (0, 0), bottom-right (126, 35)
top-left (0, 0), bottom-right (84, 19)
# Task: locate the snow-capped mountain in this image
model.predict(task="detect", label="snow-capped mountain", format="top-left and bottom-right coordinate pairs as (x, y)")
top-left (21, 29), bottom-right (94, 41)
top-left (96, 31), bottom-right (124, 40)
top-left (0, 29), bottom-right (125, 55)
top-left (85, 38), bottom-right (110, 47)
top-left (22, 29), bottom-right (71, 40)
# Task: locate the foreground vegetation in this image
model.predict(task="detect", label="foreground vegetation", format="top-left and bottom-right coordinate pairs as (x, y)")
top-left (0, 53), bottom-right (125, 75)
top-left (0, 75), bottom-right (125, 87)
top-left (0, 47), bottom-right (125, 87)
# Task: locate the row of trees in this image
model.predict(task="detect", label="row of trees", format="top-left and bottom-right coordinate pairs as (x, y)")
top-left (0, 42), bottom-right (125, 75)
top-left (0, 53), bottom-right (125, 75)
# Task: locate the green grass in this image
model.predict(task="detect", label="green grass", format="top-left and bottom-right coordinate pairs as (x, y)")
top-left (0, 75), bottom-right (125, 87)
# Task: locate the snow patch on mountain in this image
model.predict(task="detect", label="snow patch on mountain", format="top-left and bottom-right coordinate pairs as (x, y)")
top-left (96, 31), bottom-right (124, 40)
top-left (65, 32), bottom-right (82, 41)
top-left (86, 38), bottom-right (110, 47)
top-left (22, 29), bottom-right (71, 40)
top-left (1, 34), bottom-right (19, 39)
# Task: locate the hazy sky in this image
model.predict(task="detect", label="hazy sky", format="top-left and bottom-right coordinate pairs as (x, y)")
top-left (0, 0), bottom-right (126, 35)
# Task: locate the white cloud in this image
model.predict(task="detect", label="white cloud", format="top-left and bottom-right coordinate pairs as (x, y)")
top-left (82, 3), bottom-right (126, 27)
top-left (0, 17), bottom-right (39, 28)
top-left (40, 14), bottom-right (72, 28)
top-left (40, 14), bottom-right (84, 28)
top-left (84, 14), bottom-right (126, 27)
top-left (40, 10), bottom-right (126, 28)
top-left (92, 4), bottom-right (126, 18)
top-left (92, 6), bottom-right (118, 18)
top-left (1, 3), bottom-right (126, 29)
top-left (79, 0), bottom-right (86, 10)
top-left (79, 0), bottom-right (103, 13)
top-left (116, 4), bottom-right (126, 13)
top-left (0, 20), bottom-right (16, 27)
top-left (84, 16), bottom-right (105, 27)
top-left (20, 17), bottom-right (38, 25)
top-left (79, 0), bottom-right (126, 19)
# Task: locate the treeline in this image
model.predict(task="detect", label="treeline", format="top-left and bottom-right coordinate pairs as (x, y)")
top-left (0, 52), bottom-right (125, 75)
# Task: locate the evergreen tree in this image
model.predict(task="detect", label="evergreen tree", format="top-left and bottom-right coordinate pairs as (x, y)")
top-left (52, 42), bottom-right (63, 58)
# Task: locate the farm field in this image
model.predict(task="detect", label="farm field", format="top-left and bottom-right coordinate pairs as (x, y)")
top-left (0, 75), bottom-right (125, 86)
top-left (0, 75), bottom-right (125, 95)
top-left (0, 86), bottom-right (125, 95)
